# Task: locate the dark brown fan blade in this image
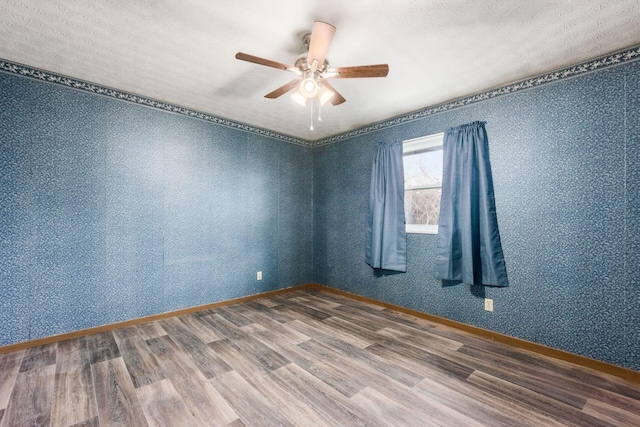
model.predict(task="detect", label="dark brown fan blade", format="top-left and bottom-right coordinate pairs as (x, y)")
top-left (235, 52), bottom-right (291, 71)
top-left (265, 79), bottom-right (300, 99)
top-left (327, 64), bottom-right (389, 78)
top-left (321, 80), bottom-right (346, 105)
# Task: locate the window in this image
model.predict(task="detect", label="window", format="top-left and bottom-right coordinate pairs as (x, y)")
top-left (403, 133), bottom-right (444, 234)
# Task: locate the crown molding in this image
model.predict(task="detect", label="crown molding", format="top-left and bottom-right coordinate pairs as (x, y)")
top-left (2, 43), bottom-right (639, 149)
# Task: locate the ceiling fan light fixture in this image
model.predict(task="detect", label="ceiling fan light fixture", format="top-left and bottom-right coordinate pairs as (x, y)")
top-left (318, 85), bottom-right (335, 106)
top-left (299, 77), bottom-right (319, 98)
top-left (291, 89), bottom-right (307, 106)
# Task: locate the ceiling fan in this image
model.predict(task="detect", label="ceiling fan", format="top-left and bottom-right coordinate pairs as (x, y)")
top-left (235, 21), bottom-right (389, 108)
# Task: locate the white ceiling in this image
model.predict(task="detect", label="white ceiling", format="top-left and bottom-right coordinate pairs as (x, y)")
top-left (1, 0), bottom-right (639, 141)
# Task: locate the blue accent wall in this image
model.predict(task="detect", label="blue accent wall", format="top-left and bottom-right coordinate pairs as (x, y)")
top-left (313, 61), bottom-right (640, 371)
top-left (0, 72), bottom-right (312, 346)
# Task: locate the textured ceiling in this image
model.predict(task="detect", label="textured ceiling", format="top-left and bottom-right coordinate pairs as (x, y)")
top-left (0, 0), bottom-right (639, 141)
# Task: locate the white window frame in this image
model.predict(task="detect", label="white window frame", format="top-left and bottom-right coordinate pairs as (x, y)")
top-left (403, 132), bottom-right (444, 234)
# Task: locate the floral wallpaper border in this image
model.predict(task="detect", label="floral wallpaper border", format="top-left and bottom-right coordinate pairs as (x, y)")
top-left (1, 44), bottom-right (639, 148)
top-left (311, 44), bottom-right (640, 147)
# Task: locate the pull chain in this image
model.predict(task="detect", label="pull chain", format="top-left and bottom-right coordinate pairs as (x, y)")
top-left (309, 99), bottom-right (314, 131)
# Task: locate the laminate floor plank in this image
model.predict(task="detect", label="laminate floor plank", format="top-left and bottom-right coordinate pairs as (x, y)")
top-left (287, 294), bottom-right (342, 311)
top-left (236, 308), bottom-right (309, 345)
top-left (243, 300), bottom-right (295, 323)
top-left (369, 337), bottom-right (475, 380)
top-left (438, 364), bottom-right (570, 427)
top-left (414, 374), bottom-right (555, 427)
top-left (203, 314), bottom-right (290, 371)
top-left (210, 370), bottom-right (295, 427)
top-left (373, 323), bottom-right (589, 411)
top-left (200, 312), bottom-right (253, 341)
top-left (350, 386), bottom-right (441, 427)
top-left (331, 304), bottom-right (397, 331)
top-left (146, 335), bottom-right (238, 426)
top-left (289, 318), bottom-right (425, 387)
top-left (461, 339), bottom-right (640, 401)
top-left (136, 379), bottom-right (198, 427)
top-left (178, 314), bottom-right (222, 343)
top-left (274, 301), bottom-right (333, 321)
top-left (583, 397), bottom-right (640, 426)
top-left (69, 415), bottom-right (99, 427)
top-left (209, 338), bottom-right (335, 427)
top-left (1, 289), bottom-right (639, 426)
top-left (457, 342), bottom-right (640, 412)
top-left (159, 317), bottom-right (232, 379)
top-left (85, 331), bottom-right (121, 364)
top-left (272, 363), bottom-right (383, 427)
top-left (378, 307), bottom-right (441, 331)
top-left (322, 315), bottom-right (387, 342)
top-left (91, 357), bottom-right (148, 427)
top-left (112, 326), bottom-right (165, 389)
top-left (306, 290), bottom-right (386, 310)
top-left (323, 305), bottom-right (393, 332)
top-left (19, 342), bottom-right (57, 372)
top-left (298, 336), bottom-right (486, 427)
top-left (213, 306), bottom-right (255, 327)
top-left (250, 297), bottom-right (279, 308)
top-left (136, 321), bottom-right (167, 341)
top-left (358, 366), bottom-right (487, 427)
top-left (51, 337), bottom-right (98, 426)
top-left (249, 329), bottom-right (367, 399)
top-left (1, 364), bottom-right (55, 427)
top-left (264, 294), bottom-right (295, 305)
top-left (377, 324), bottom-right (464, 351)
top-left (226, 302), bottom-right (266, 320)
top-left (467, 370), bottom-right (619, 427)
top-left (417, 338), bottom-right (589, 410)
top-left (0, 350), bottom-right (23, 410)
top-left (437, 344), bottom-right (590, 409)
top-left (290, 314), bottom-right (374, 349)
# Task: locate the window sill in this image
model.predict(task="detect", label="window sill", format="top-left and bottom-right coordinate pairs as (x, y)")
top-left (406, 224), bottom-right (438, 234)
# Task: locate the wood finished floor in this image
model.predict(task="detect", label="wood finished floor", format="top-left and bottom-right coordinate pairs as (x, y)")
top-left (0, 289), bottom-right (639, 427)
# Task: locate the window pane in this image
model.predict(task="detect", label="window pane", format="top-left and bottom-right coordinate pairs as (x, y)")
top-left (403, 149), bottom-right (443, 187)
top-left (405, 188), bottom-right (441, 225)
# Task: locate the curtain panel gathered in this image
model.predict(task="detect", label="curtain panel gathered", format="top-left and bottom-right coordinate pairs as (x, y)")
top-left (365, 140), bottom-right (407, 272)
top-left (436, 121), bottom-right (508, 286)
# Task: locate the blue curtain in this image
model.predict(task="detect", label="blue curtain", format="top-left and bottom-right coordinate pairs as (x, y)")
top-left (436, 121), bottom-right (508, 286)
top-left (365, 141), bottom-right (407, 272)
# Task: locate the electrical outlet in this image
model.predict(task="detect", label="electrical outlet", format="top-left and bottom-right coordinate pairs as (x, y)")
top-left (257, 271), bottom-right (262, 280)
top-left (484, 298), bottom-right (494, 312)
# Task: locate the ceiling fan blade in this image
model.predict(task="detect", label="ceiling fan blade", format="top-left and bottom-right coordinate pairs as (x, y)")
top-left (235, 52), bottom-right (293, 71)
top-left (326, 64), bottom-right (389, 78)
top-left (265, 79), bottom-right (300, 99)
top-left (307, 21), bottom-right (336, 69)
top-left (321, 80), bottom-right (346, 106)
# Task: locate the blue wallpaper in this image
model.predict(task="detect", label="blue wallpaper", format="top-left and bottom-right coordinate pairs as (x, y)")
top-left (627, 60), bottom-right (640, 370)
top-left (1, 49), bottom-right (638, 373)
top-left (313, 60), bottom-right (640, 371)
top-left (0, 72), bottom-right (313, 346)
